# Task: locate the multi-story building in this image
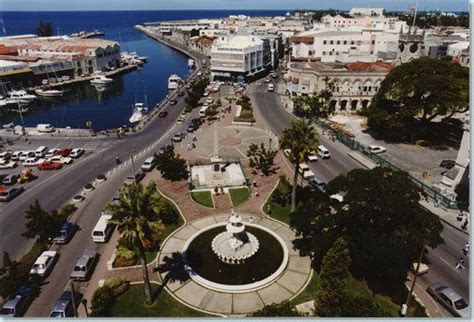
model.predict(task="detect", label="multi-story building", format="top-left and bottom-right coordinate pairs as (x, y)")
top-left (210, 35), bottom-right (265, 80)
top-left (286, 60), bottom-right (393, 112)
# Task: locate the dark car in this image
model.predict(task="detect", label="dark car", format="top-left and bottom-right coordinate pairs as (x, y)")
top-left (440, 160), bottom-right (456, 170)
top-left (308, 177), bottom-right (327, 192)
top-left (49, 291), bottom-right (82, 318)
top-left (56, 148), bottom-right (72, 157)
top-left (170, 99), bottom-right (178, 105)
top-left (0, 285), bottom-right (35, 317)
top-left (187, 124), bottom-right (196, 133)
top-left (191, 118), bottom-right (203, 128)
top-left (0, 186), bottom-right (24, 202)
top-left (158, 111), bottom-right (168, 118)
top-left (53, 222), bottom-right (78, 244)
top-left (2, 173), bottom-right (19, 185)
top-left (178, 91), bottom-right (185, 97)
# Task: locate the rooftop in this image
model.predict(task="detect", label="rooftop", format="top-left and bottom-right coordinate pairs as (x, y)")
top-left (214, 35), bottom-right (263, 49)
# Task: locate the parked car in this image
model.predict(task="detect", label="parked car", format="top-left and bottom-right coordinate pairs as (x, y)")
top-left (307, 151), bottom-right (318, 162)
top-left (170, 99), bottom-right (178, 105)
top-left (19, 151), bottom-right (35, 161)
top-left (53, 222), bottom-right (78, 244)
top-left (176, 116), bottom-right (185, 124)
top-left (440, 160), bottom-right (456, 170)
top-left (158, 111), bottom-right (168, 118)
top-left (427, 283), bottom-right (469, 317)
top-left (3, 173), bottom-right (19, 185)
top-left (264, 77), bottom-right (272, 83)
top-left (308, 177), bottom-right (327, 192)
top-left (141, 156), bottom-right (156, 172)
top-left (69, 148), bottom-right (85, 158)
top-left (56, 148), bottom-right (72, 157)
top-left (0, 286), bottom-right (35, 317)
top-left (45, 148), bottom-right (59, 158)
top-left (172, 132), bottom-right (183, 142)
top-left (48, 156), bottom-right (73, 165)
top-left (197, 71), bottom-right (203, 76)
top-left (368, 145), bottom-right (386, 154)
top-left (187, 124), bottom-right (196, 133)
top-left (49, 291), bottom-right (82, 318)
top-left (0, 159), bottom-right (17, 169)
top-left (0, 151), bottom-right (12, 159)
top-left (37, 161), bottom-right (63, 171)
top-left (30, 251), bottom-right (57, 277)
top-left (10, 151), bottom-right (22, 161)
top-left (70, 250), bottom-right (99, 281)
top-left (124, 172), bottom-right (145, 186)
top-left (178, 91), bottom-right (185, 97)
top-left (22, 158), bottom-right (38, 167)
top-left (298, 163), bottom-right (314, 179)
top-left (0, 186), bottom-right (24, 202)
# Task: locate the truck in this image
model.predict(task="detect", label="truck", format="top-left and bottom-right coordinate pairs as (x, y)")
top-left (267, 83), bottom-right (274, 92)
top-left (37, 124), bottom-right (55, 133)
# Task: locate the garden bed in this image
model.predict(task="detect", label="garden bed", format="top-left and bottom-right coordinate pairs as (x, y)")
top-left (191, 191), bottom-right (214, 208)
top-left (229, 187), bottom-right (250, 207)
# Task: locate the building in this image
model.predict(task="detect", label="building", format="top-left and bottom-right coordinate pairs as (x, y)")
top-left (349, 8), bottom-right (385, 17)
top-left (286, 60), bottom-right (393, 112)
top-left (396, 30), bottom-right (427, 64)
top-left (189, 35), bottom-right (215, 56)
top-left (211, 35), bottom-right (265, 80)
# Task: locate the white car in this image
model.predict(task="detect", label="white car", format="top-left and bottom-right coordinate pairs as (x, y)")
top-left (48, 156), bottom-right (73, 165)
top-left (203, 91), bottom-right (209, 97)
top-left (298, 163), bottom-right (315, 179)
top-left (0, 159), bottom-right (17, 169)
top-left (22, 158), bottom-right (38, 167)
top-left (19, 151), bottom-right (35, 161)
top-left (368, 145), bottom-right (386, 154)
top-left (206, 97), bottom-right (214, 104)
top-left (30, 251), bottom-right (57, 277)
top-left (307, 151), bottom-right (318, 162)
top-left (70, 148), bottom-right (84, 158)
top-left (0, 151), bottom-right (11, 159)
top-left (45, 148), bottom-right (60, 158)
top-left (176, 116), bottom-right (185, 124)
top-left (197, 71), bottom-right (203, 76)
top-left (10, 151), bottom-right (23, 161)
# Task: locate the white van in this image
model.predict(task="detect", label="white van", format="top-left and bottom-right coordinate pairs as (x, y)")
top-left (317, 145), bottom-right (330, 159)
top-left (35, 146), bottom-right (48, 158)
top-left (199, 105), bottom-right (209, 118)
top-left (91, 213), bottom-right (114, 243)
top-left (267, 83), bottom-right (274, 92)
top-left (37, 124), bottom-right (55, 133)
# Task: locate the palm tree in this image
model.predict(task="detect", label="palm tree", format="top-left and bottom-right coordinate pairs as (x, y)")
top-left (106, 182), bottom-right (164, 305)
top-left (280, 119), bottom-right (319, 212)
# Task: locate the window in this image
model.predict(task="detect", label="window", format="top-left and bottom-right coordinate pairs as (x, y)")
top-left (330, 40), bottom-right (334, 45)
top-left (323, 40), bottom-right (327, 45)
top-left (344, 40), bottom-right (347, 45)
top-left (351, 41), bottom-right (355, 45)
top-left (322, 51), bottom-right (326, 55)
top-left (372, 40), bottom-right (375, 45)
top-left (337, 40), bottom-right (340, 45)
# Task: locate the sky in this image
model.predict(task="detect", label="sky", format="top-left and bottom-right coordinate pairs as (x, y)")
top-left (0, 0), bottom-right (469, 12)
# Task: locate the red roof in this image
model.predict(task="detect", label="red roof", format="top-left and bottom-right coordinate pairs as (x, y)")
top-left (0, 44), bottom-right (17, 56)
top-left (345, 61), bottom-right (394, 72)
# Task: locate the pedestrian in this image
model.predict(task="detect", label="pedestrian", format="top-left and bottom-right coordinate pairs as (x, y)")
top-left (249, 216), bottom-right (254, 223)
top-left (252, 179), bottom-right (257, 188)
top-left (463, 242), bottom-right (470, 256)
top-left (457, 211), bottom-right (464, 221)
top-left (462, 218), bottom-right (469, 230)
top-left (193, 134), bottom-right (197, 141)
top-left (254, 187), bottom-right (259, 197)
top-left (434, 197), bottom-right (440, 208)
top-left (214, 186), bottom-right (219, 195)
top-left (455, 257), bottom-right (465, 270)
top-left (187, 143), bottom-right (191, 151)
top-left (192, 142), bottom-right (196, 149)
top-left (220, 186), bottom-right (224, 194)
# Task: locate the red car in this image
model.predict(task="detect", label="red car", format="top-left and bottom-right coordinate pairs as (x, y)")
top-left (37, 161), bottom-right (63, 171)
top-left (158, 111), bottom-right (168, 118)
top-left (56, 148), bottom-right (72, 157)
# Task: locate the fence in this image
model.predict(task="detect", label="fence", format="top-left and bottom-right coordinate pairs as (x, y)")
top-left (313, 118), bottom-right (460, 210)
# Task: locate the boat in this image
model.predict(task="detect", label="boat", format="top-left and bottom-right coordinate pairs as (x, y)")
top-left (168, 74), bottom-right (182, 90)
top-left (129, 102), bottom-right (148, 124)
top-left (10, 106), bottom-right (29, 113)
top-left (2, 122), bottom-right (14, 129)
top-left (90, 74), bottom-right (113, 85)
top-left (8, 90), bottom-right (37, 102)
top-left (188, 59), bottom-right (195, 68)
top-left (0, 97), bottom-right (29, 106)
top-left (35, 88), bottom-right (64, 97)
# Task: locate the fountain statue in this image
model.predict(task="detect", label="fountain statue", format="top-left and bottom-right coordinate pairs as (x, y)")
top-left (211, 209), bottom-right (259, 264)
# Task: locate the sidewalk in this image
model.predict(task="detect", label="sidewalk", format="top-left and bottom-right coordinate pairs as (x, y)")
top-left (421, 199), bottom-right (469, 235)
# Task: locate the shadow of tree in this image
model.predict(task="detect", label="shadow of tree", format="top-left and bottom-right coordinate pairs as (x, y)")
top-left (154, 252), bottom-right (189, 287)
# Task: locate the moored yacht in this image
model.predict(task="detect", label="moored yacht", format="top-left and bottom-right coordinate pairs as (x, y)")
top-left (188, 59), bottom-right (195, 68)
top-left (129, 102), bottom-right (148, 124)
top-left (35, 88), bottom-right (64, 97)
top-left (8, 90), bottom-right (37, 102)
top-left (168, 74), bottom-right (182, 90)
top-left (90, 74), bottom-right (114, 85)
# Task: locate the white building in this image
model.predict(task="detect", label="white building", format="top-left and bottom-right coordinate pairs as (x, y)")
top-left (447, 41), bottom-right (470, 57)
top-left (287, 60), bottom-right (393, 112)
top-left (211, 35), bottom-right (265, 79)
top-left (349, 8), bottom-right (385, 17)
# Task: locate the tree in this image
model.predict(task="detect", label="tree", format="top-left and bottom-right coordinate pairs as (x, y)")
top-left (90, 285), bottom-right (115, 317)
top-left (106, 182), bottom-right (164, 305)
top-left (365, 58), bottom-right (468, 141)
top-left (315, 238), bottom-right (351, 317)
top-left (36, 21), bottom-right (53, 37)
top-left (155, 147), bottom-right (188, 181)
top-left (22, 200), bottom-right (67, 245)
top-left (291, 167), bottom-right (444, 294)
top-left (249, 301), bottom-right (301, 317)
top-left (247, 143), bottom-right (277, 176)
top-left (280, 119), bottom-right (319, 211)
top-left (185, 78), bottom-right (209, 110)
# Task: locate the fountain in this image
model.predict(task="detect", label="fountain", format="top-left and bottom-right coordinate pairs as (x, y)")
top-left (211, 210), bottom-right (259, 264)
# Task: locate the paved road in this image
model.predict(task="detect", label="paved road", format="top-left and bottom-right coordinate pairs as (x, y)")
top-left (248, 76), bottom-right (470, 318)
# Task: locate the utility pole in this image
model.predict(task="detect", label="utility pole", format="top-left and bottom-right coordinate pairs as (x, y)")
top-left (130, 153), bottom-right (137, 184)
top-left (70, 282), bottom-right (78, 317)
top-left (402, 244), bottom-right (425, 317)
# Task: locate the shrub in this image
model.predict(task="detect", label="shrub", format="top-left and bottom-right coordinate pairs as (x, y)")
top-left (90, 285), bottom-right (115, 317)
top-left (157, 202), bottom-right (179, 225)
top-left (272, 188), bottom-right (290, 206)
top-left (104, 277), bottom-right (130, 297)
top-left (116, 246), bottom-right (135, 261)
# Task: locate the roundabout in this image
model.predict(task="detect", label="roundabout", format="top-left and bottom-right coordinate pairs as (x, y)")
top-left (157, 213), bottom-right (312, 315)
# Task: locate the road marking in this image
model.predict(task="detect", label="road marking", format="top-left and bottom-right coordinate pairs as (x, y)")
top-left (439, 257), bottom-right (461, 273)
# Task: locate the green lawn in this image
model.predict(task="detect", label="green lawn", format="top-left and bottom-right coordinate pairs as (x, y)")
top-left (229, 187), bottom-right (250, 207)
top-left (290, 271), bottom-right (319, 305)
top-left (110, 283), bottom-right (212, 317)
top-left (263, 180), bottom-right (292, 225)
top-left (191, 191), bottom-right (214, 208)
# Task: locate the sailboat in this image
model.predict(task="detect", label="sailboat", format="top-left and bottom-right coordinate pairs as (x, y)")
top-left (35, 66), bottom-right (64, 97)
top-left (129, 80), bottom-right (149, 124)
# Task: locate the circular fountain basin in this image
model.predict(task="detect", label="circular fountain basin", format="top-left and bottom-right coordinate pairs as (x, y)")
top-left (182, 223), bottom-right (289, 293)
